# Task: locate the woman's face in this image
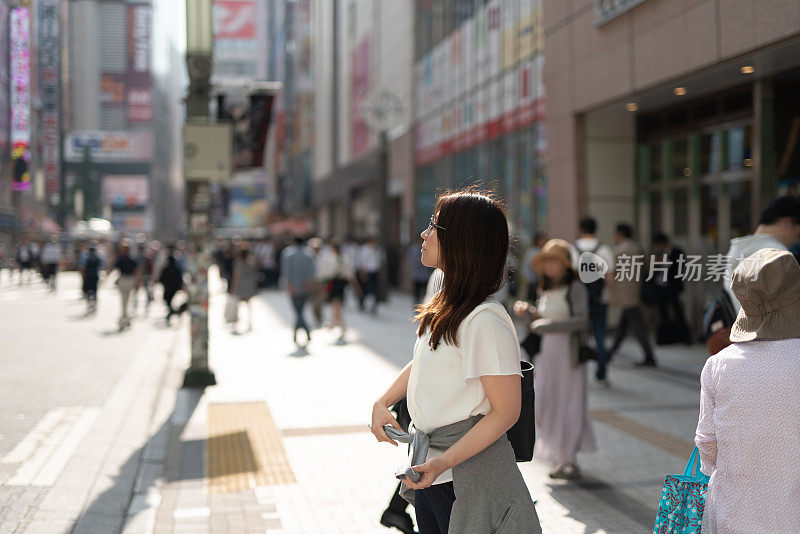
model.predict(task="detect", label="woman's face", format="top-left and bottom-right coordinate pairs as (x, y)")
top-left (420, 212), bottom-right (442, 269)
top-left (542, 257), bottom-right (566, 280)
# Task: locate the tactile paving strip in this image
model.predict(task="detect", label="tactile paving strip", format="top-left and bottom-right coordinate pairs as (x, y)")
top-left (207, 402), bottom-right (296, 494)
top-left (590, 409), bottom-right (694, 458)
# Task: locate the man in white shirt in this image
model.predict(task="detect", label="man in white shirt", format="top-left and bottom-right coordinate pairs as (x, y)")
top-left (723, 196), bottom-right (800, 312)
top-left (40, 238), bottom-right (62, 291)
top-left (357, 237), bottom-right (385, 315)
top-left (571, 217), bottom-right (615, 384)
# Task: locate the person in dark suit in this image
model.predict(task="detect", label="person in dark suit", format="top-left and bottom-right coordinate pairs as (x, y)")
top-left (650, 232), bottom-right (691, 345)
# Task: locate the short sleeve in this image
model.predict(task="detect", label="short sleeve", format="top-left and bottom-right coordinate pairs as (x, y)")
top-left (461, 307), bottom-right (522, 382)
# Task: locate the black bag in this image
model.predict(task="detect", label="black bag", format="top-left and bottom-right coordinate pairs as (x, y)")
top-left (390, 398), bottom-right (411, 433)
top-left (506, 360), bottom-right (535, 462)
top-left (520, 332), bottom-right (541, 359)
top-left (566, 283), bottom-right (594, 365)
top-left (702, 289), bottom-right (737, 341)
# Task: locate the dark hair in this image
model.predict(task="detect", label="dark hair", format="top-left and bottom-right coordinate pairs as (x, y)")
top-left (541, 267), bottom-right (577, 291)
top-left (653, 232), bottom-right (669, 245)
top-left (579, 217), bottom-right (597, 235)
top-left (415, 189), bottom-right (509, 350)
top-left (294, 236), bottom-right (305, 245)
top-left (758, 196), bottom-right (800, 226)
top-left (616, 223), bottom-right (633, 239)
top-left (534, 231), bottom-right (548, 244)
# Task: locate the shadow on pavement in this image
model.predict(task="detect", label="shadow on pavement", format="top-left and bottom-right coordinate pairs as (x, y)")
top-left (69, 385), bottom-right (204, 532)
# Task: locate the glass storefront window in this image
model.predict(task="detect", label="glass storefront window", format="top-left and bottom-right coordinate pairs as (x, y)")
top-left (673, 139), bottom-right (690, 179)
top-left (650, 190), bottom-right (662, 238)
top-left (729, 181), bottom-right (752, 239)
top-left (724, 126), bottom-right (753, 171)
top-left (650, 143), bottom-right (663, 182)
top-left (700, 132), bottom-right (721, 175)
top-left (673, 188), bottom-right (689, 238)
top-left (701, 184), bottom-right (719, 251)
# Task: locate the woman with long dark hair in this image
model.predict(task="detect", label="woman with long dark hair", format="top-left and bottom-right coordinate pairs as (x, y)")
top-left (371, 190), bottom-right (540, 534)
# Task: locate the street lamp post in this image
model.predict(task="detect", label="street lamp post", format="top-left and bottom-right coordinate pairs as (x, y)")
top-left (182, 0), bottom-right (216, 388)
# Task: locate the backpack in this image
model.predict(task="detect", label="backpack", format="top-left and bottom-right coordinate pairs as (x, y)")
top-left (702, 289), bottom-right (737, 341)
top-left (576, 242), bottom-right (605, 305)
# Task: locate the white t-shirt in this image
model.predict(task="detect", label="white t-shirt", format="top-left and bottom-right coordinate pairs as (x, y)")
top-left (407, 298), bottom-right (523, 484)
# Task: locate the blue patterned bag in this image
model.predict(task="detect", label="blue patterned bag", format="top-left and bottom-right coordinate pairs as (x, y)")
top-left (653, 447), bottom-right (711, 534)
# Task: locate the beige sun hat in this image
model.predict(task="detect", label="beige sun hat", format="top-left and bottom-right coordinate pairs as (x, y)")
top-left (531, 238), bottom-right (573, 275)
top-left (729, 248), bottom-right (800, 343)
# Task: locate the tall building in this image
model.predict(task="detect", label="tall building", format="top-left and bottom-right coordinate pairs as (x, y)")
top-left (312, 0), bottom-right (415, 282)
top-left (542, 0), bottom-right (800, 323)
top-left (413, 0), bottom-right (547, 248)
top-left (63, 0), bottom-right (182, 239)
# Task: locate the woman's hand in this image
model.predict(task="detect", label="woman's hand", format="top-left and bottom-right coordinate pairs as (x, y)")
top-left (513, 300), bottom-right (530, 317)
top-left (370, 402), bottom-right (402, 446)
top-left (403, 456), bottom-right (449, 490)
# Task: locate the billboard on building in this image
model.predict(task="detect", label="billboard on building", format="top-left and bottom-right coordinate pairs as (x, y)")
top-left (226, 184), bottom-right (269, 228)
top-left (10, 6), bottom-right (31, 192)
top-left (217, 92), bottom-right (274, 171)
top-left (127, 4), bottom-right (152, 124)
top-left (103, 175), bottom-right (148, 209)
top-left (64, 131), bottom-right (153, 163)
top-left (39, 0), bottom-right (61, 195)
top-left (213, 0), bottom-right (258, 79)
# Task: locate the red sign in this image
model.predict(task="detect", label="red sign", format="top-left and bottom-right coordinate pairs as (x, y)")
top-left (214, 1), bottom-right (256, 40)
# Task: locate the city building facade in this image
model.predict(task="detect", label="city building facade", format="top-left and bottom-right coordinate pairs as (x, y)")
top-left (542, 0), bottom-right (800, 324)
top-left (413, 0), bottom-right (547, 250)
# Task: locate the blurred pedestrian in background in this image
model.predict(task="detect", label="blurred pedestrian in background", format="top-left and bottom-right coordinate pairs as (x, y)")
top-left (318, 241), bottom-right (358, 344)
top-left (110, 240), bottom-right (140, 330)
top-left (607, 223), bottom-right (656, 367)
top-left (572, 217), bottom-right (614, 385)
top-left (409, 237), bottom-right (433, 306)
top-left (159, 245), bottom-right (184, 326)
top-left (79, 245), bottom-right (104, 314)
top-left (649, 232), bottom-right (691, 345)
top-left (281, 236), bottom-right (317, 348)
top-left (517, 238), bottom-right (596, 479)
top-left (358, 237), bottom-right (385, 315)
top-left (40, 237), bottom-right (62, 292)
top-left (307, 237), bottom-right (325, 326)
top-left (695, 248), bottom-right (800, 533)
top-left (229, 245), bottom-right (258, 333)
top-left (16, 239), bottom-right (34, 285)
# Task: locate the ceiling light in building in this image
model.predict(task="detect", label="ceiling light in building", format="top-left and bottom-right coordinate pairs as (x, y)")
top-left (626, 102), bottom-right (638, 112)
top-left (673, 87), bottom-right (687, 96)
top-left (740, 65), bottom-right (755, 75)
top-left (744, 158), bottom-right (753, 167)
top-left (683, 167), bottom-right (692, 177)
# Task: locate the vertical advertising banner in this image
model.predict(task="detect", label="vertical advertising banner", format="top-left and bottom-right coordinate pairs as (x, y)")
top-left (127, 4), bottom-right (152, 124)
top-left (10, 7), bottom-right (30, 191)
top-left (0, 3), bottom-right (9, 157)
top-left (350, 35), bottom-right (371, 158)
top-left (213, 0), bottom-right (258, 78)
top-left (39, 0), bottom-right (61, 195)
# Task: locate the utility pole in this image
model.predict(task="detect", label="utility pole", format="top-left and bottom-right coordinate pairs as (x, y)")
top-left (182, 0), bottom-right (217, 388)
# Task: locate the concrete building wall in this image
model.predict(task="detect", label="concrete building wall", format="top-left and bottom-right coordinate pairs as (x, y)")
top-left (69, 0), bottom-right (99, 131)
top-left (543, 0), bottom-right (800, 239)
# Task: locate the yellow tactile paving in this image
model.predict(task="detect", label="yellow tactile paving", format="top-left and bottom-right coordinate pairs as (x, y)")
top-left (207, 402), bottom-right (296, 494)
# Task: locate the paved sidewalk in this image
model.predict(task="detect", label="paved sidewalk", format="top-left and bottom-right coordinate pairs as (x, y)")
top-left (0, 271), bottom-right (184, 534)
top-left (124, 274), bottom-right (711, 534)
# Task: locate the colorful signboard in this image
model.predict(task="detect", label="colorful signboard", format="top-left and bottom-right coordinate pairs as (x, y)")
top-left (213, 0), bottom-right (259, 78)
top-left (0, 3), bottom-right (9, 155)
top-left (351, 36), bottom-right (371, 158)
top-left (127, 4), bottom-right (152, 123)
top-left (103, 175), bottom-right (149, 209)
top-left (39, 0), bottom-right (61, 195)
top-left (414, 0), bottom-right (545, 166)
top-left (10, 7), bottom-right (30, 191)
top-left (64, 131), bottom-right (153, 163)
